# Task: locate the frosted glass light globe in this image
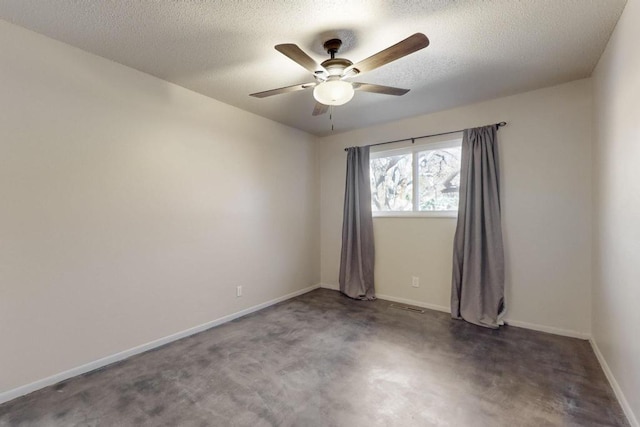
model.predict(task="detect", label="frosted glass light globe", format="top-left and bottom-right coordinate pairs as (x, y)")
top-left (313, 79), bottom-right (355, 106)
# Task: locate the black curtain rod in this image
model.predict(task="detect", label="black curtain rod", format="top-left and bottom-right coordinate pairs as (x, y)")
top-left (344, 121), bottom-right (507, 151)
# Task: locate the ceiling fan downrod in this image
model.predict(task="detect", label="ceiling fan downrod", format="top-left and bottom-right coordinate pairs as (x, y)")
top-left (323, 38), bottom-right (342, 59)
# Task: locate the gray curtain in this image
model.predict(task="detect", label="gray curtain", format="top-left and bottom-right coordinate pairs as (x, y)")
top-left (451, 125), bottom-right (505, 328)
top-left (339, 146), bottom-right (376, 300)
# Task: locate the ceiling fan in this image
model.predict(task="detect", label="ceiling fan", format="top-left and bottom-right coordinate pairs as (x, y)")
top-left (250, 33), bottom-right (429, 116)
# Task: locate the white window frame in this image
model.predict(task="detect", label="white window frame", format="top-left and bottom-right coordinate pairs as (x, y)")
top-left (370, 136), bottom-right (462, 218)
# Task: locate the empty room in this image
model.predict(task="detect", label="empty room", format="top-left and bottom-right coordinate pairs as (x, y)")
top-left (1, 1), bottom-right (638, 426)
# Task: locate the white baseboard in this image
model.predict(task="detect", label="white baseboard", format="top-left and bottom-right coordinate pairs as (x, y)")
top-left (590, 338), bottom-right (639, 427)
top-left (322, 285), bottom-right (590, 339)
top-left (319, 283), bottom-right (339, 291)
top-left (320, 285), bottom-right (451, 313)
top-left (0, 284), bottom-right (321, 406)
top-left (501, 319), bottom-right (590, 340)
top-left (376, 293), bottom-right (451, 314)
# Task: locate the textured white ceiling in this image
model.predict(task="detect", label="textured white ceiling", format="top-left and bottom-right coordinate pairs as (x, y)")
top-left (0, 0), bottom-right (627, 136)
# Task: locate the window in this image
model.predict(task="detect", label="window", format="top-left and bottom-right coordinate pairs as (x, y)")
top-left (370, 138), bottom-right (462, 217)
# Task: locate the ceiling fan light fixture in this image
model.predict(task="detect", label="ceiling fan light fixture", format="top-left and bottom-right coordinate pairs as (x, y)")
top-left (313, 79), bottom-right (354, 106)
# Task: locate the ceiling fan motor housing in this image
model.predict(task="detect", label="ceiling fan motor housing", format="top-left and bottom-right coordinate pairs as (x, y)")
top-left (321, 58), bottom-right (353, 76)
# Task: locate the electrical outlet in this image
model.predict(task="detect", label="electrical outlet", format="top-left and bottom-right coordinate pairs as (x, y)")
top-left (411, 276), bottom-right (419, 288)
top-left (236, 285), bottom-right (242, 297)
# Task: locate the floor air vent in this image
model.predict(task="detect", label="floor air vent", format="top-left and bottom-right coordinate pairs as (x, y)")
top-left (389, 303), bottom-right (426, 314)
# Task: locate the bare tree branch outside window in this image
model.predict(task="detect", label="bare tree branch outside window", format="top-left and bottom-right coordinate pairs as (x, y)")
top-left (418, 147), bottom-right (461, 211)
top-left (370, 154), bottom-right (413, 211)
top-left (370, 145), bottom-right (461, 212)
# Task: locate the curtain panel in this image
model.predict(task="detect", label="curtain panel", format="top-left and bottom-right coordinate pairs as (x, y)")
top-left (451, 125), bottom-right (505, 328)
top-left (339, 146), bottom-right (376, 300)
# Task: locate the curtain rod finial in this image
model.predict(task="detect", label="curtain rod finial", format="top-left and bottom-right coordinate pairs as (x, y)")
top-left (498, 121), bottom-right (507, 127)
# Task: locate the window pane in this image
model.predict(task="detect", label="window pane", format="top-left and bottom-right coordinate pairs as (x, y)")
top-left (370, 154), bottom-right (413, 211)
top-left (418, 147), bottom-right (461, 211)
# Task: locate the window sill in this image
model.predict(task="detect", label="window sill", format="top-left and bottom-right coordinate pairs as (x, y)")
top-left (372, 211), bottom-right (458, 219)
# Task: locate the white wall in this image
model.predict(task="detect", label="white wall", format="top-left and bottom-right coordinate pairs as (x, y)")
top-left (592, 0), bottom-right (640, 423)
top-left (319, 79), bottom-right (593, 337)
top-left (0, 20), bottom-right (319, 395)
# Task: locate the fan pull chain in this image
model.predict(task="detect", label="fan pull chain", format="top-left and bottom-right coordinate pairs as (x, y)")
top-left (330, 106), bottom-right (334, 131)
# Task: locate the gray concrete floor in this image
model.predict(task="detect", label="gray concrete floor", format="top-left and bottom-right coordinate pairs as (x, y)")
top-left (0, 288), bottom-right (629, 426)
